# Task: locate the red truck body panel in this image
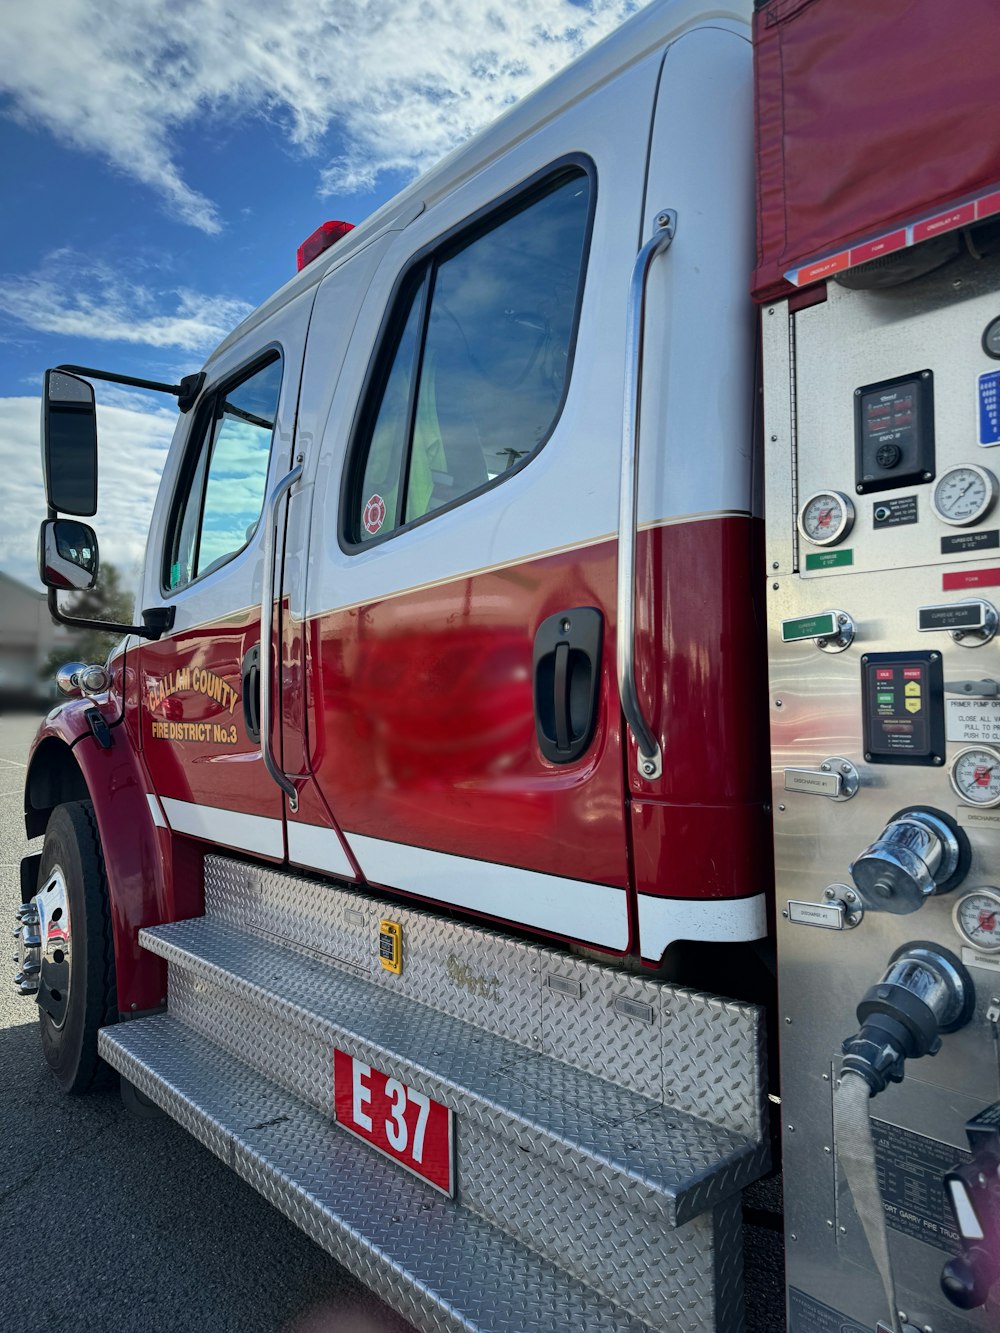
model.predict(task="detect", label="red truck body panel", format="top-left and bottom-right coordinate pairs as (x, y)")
top-left (753, 0), bottom-right (1000, 301)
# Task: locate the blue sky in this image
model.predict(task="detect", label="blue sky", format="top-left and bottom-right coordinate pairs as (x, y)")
top-left (0, 0), bottom-right (643, 593)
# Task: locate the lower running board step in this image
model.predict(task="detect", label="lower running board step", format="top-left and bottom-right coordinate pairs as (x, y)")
top-left (100, 1016), bottom-right (653, 1333)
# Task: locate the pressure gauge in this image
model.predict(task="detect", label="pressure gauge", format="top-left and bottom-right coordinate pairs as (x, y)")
top-left (931, 464), bottom-right (999, 527)
top-left (953, 887), bottom-right (1000, 953)
top-left (798, 490), bottom-right (855, 546)
top-left (950, 746), bottom-right (1000, 807)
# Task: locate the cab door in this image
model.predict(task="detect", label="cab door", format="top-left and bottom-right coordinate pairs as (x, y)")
top-left (137, 290), bottom-right (314, 859)
top-left (292, 48), bottom-right (669, 955)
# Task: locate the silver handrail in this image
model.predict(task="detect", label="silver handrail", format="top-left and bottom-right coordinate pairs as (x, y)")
top-left (260, 463), bottom-right (302, 810)
top-left (616, 209), bottom-right (676, 782)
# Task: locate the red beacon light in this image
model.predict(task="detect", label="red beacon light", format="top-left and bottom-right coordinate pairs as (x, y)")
top-left (296, 220), bottom-right (355, 272)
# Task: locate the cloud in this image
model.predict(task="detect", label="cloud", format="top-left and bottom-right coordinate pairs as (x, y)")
top-left (0, 394), bottom-right (175, 591)
top-left (0, 0), bottom-right (646, 231)
top-left (0, 251), bottom-right (253, 353)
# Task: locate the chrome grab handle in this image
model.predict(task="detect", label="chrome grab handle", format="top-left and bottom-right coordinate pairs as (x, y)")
top-left (616, 209), bottom-right (676, 782)
top-left (260, 463), bottom-right (302, 810)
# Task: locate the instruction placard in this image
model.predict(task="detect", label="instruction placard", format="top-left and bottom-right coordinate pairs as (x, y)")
top-left (980, 369), bottom-right (1000, 446)
top-left (946, 697), bottom-right (1000, 743)
top-left (872, 1118), bottom-right (968, 1252)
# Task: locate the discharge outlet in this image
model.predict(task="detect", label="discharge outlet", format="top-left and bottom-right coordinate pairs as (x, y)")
top-left (849, 807), bottom-right (969, 914)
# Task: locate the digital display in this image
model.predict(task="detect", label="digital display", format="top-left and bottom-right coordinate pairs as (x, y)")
top-left (854, 371), bottom-right (935, 495)
top-left (861, 380), bottom-right (919, 451)
top-left (861, 651), bottom-right (944, 765)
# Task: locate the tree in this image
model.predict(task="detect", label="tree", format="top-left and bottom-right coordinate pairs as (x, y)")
top-left (41, 563), bottom-right (136, 675)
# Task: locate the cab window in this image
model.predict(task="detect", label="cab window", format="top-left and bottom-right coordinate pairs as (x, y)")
top-left (165, 354), bottom-right (283, 591)
top-left (348, 166), bottom-right (592, 545)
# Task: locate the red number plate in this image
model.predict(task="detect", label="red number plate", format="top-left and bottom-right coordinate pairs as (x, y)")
top-left (333, 1049), bottom-right (455, 1196)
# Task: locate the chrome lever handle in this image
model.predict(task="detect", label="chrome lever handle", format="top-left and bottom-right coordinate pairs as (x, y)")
top-left (616, 209), bottom-right (676, 782)
top-left (260, 463), bottom-right (302, 810)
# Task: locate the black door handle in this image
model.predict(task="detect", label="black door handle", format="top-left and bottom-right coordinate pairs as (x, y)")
top-left (533, 607), bottom-right (602, 764)
top-left (241, 645), bottom-right (261, 743)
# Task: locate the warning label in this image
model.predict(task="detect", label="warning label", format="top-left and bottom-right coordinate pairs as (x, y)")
top-left (788, 1288), bottom-right (867, 1333)
top-left (873, 495), bottom-right (918, 529)
top-left (871, 1118), bottom-right (969, 1252)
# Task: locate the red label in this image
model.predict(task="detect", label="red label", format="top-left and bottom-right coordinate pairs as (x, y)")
top-left (797, 251), bottom-right (850, 284)
top-left (943, 568), bottom-right (1000, 591)
top-left (913, 203), bottom-right (976, 243)
top-left (903, 668), bottom-right (922, 679)
top-left (333, 1049), bottom-right (454, 1195)
top-left (363, 494), bottom-right (387, 535)
top-left (978, 190), bottom-right (1000, 220)
top-left (875, 668), bottom-right (894, 680)
top-left (850, 230), bottom-right (907, 265)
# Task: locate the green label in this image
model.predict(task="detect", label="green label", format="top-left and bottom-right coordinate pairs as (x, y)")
top-left (806, 547), bottom-right (854, 571)
top-left (782, 613), bottom-right (836, 643)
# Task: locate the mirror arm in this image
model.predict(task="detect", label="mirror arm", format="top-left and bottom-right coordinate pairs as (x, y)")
top-left (46, 588), bottom-right (172, 642)
top-left (55, 365), bottom-right (206, 414)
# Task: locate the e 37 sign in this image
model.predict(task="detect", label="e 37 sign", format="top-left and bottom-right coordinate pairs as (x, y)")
top-left (333, 1049), bottom-right (455, 1196)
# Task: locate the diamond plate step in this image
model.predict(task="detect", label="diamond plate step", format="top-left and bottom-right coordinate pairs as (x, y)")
top-left (141, 916), bottom-right (765, 1230)
top-left (99, 1015), bottom-right (654, 1333)
top-left (136, 915), bottom-right (756, 1329)
top-left (203, 856), bottom-right (767, 1143)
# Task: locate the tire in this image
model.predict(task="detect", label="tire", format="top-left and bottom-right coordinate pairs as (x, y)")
top-left (37, 801), bottom-right (117, 1094)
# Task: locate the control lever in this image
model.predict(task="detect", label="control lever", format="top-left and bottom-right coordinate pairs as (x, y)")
top-left (849, 806), bottom-right (969, 913)
top-left (940, 1101), bottom-right (1000, 1309)
top-left (945, 678), bottom-right (1000, 697)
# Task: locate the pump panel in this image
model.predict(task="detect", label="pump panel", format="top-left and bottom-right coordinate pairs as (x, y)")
top-left (765, 247), bottom-right (1000, 1332)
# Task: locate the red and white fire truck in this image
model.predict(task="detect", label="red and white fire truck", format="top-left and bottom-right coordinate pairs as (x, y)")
top-left (14, 0), bottom-right (1000, 1328)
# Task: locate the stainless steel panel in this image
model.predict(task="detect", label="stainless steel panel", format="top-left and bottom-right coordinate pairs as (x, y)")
top-left (761, 299), bottom-right (796, 577)
top-left (767, 253), bottom-right (1000, 1331)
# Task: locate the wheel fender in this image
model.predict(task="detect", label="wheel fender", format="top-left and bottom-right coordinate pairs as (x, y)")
top-left (24, 702), bottom-right (197, 1014)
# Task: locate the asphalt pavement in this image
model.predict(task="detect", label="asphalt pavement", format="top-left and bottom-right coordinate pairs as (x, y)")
top-left (0, 709), bottom-right (415, 1333)
top-left (0, 708), bottom-right (785, 1333)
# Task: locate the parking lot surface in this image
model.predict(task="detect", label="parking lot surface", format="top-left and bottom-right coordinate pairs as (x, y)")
top-left (0, 709), bottom-right (414, 1333)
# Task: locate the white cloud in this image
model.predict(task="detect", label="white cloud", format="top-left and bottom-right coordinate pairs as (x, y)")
top-left (0, 394), bottom-right (175, 592)
top-left (0, 251), bottom-right (253, 352)
top-left (0, 0), bottom-right (645, 232)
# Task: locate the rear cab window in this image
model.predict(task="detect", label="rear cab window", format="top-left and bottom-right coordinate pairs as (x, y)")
top-left (345, 164), bottom-right (593, 546)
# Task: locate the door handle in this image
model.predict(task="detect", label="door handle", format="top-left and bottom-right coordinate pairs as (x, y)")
top-left (533, 608), bottom-right (602, 764)
top-left (241, 645), bottom-right (261, 743)
top-left (260, 464), bottom-right (302, 810)
top-left (617, 208), bottom-right (677, 782)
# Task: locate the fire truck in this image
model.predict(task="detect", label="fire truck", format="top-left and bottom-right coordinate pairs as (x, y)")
top-left (14, 0), bottom-right (1000, 1328)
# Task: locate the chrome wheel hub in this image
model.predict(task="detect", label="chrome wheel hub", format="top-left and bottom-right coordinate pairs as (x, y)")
top-left (12, 866), bottom-right (71, 1025)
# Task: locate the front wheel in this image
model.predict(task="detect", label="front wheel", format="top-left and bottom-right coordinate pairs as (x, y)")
top-left (34, 801), bottom-right (117, 1093)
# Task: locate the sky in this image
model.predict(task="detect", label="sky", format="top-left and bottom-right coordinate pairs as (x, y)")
top-left (0, 0), bottom-right (646, 597)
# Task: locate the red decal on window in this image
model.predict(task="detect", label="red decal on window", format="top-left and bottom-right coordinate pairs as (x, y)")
top-left (363, 494), bottom-right (386, 534)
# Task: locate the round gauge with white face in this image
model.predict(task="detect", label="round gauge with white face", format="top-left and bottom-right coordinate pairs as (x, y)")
top-left (950, 746), bottom-right (1000, 807)
top-left (931, 464), bottom-right (999, 527)
top-left (953, 887), bottom-right (1000, 953)
top-left (798, 491), bottom-right (855, 547)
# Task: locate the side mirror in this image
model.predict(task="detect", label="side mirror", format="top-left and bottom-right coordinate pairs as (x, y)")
top-left (38, 518), bottom-right (99, 591)
top-left (42, 369), bottom-right (98, 515)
